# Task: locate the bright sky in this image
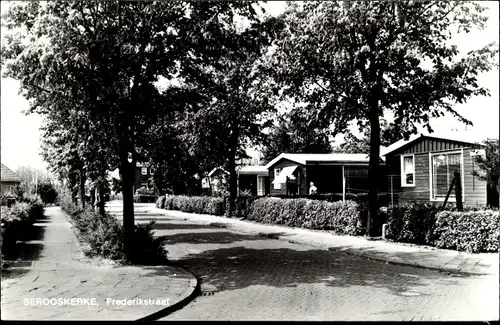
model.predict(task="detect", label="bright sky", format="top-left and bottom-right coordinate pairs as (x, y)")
top-left (1, 1), bottom-right (498, 170)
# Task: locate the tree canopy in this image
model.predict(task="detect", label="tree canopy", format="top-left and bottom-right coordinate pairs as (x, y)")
top-left (270, 0), bottom-right (498, 235)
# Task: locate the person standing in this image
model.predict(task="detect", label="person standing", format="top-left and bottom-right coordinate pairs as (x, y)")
top-left (309, 182), bottom-right (317, 195)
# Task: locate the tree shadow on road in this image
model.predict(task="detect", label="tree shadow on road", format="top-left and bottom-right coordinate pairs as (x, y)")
top-left (157, 231), bottom-right (268, 245)
top-left (166, 245), bottom-right (475, 297)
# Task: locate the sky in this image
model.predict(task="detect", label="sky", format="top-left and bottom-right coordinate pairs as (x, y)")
top-left (1, 1), bottom-right (499, 170)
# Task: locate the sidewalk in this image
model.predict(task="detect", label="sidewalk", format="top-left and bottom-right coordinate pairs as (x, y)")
top-left (144, 204), bottom-right (499, 277)
top-left (1, 207), bottom-right (198, 321)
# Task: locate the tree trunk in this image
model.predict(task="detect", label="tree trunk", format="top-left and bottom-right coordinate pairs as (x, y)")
top-left (120, 158), bottom-right (136, 259)
top-left (367, 99), bottom-right (381, 237)
top-left (98, 183), bottom-right (106, 216)
top-left (227, 123), bottom-right (239, 218)
top-left (90, 187), bottom-right (96, 211)
top-left (79, 167), bottom-right (86, 209)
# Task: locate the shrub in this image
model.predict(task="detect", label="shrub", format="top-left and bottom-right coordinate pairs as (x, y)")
top-left (59, 190), bottom-right (168, 263)
top-left (247, 198), bottom-right (364, 235)
top-left (20, 194), bottom-right (44, 222)
top-left (385, 203), bottom-right (441, 245)
top-left (433, 210), bottom-right (499, 253)
top-left (36, 182), bottom-right (58, 204)
top-left (128, 222), bottom-right (168, 264)
top-left (224, 196), bottom-right (255, 218)
top-left (133, 195), bottom-right (157, 203)
top-left (163, 195), bottom-right (225, 216)
top-left (156, 196), bottom-right (166, 209)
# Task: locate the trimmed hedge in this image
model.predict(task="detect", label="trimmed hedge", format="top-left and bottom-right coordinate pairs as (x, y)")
top-left (224, 196), bottom-right (256, 219)
top-left (247, 198), bottom-right (364, 235)
top-left (385, 203), bottom-right (441, 245)
top-left (163, 195), bottom-right (225, 216)
top-left (433, 210), bottom-right (499, 253)
top-left (272, 193), bottom-right (392, 206)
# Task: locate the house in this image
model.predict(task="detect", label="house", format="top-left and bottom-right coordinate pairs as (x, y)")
top-left (382, 133), bottom-right (489, 207)
top-left (237, 165), bottom-right (269, 196)
top-left (205, 167), bottom-right (229, 195)
top-left (264, 153), bottom-right (386, 197)
top-left (135, 163), bottom-right (155, 193)
top-left (1, 163), bottom-right (23, 196)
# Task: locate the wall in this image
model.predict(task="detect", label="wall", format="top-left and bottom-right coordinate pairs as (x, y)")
top-left (1, 182), bottom-right (20, 196)
top-left (269, 159), bottom-right (304, 196)
top-left (387, 147), bottom-right (488, 207)
top-left (462, 148), bottom-right (487, 206)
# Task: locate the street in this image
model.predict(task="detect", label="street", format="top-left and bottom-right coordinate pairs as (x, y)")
top-left (129, 209), bottom-right (498, 321)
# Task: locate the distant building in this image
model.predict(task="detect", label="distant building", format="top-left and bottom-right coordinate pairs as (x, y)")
top-left (1, 163), bottom-right (23, 196)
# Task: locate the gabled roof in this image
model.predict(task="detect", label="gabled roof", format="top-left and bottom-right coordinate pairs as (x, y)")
top-left (265, 153), bottom-right (383, 169)
top-left (1, 164), bottom-right (23, 183)
top-left (208, 167), bottom-right (229, 177)
top-left (381, 132), bottom-right (485, 156)
top-left (236, 165), bottom-right (268, 176)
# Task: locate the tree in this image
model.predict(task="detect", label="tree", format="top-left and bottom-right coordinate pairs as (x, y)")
top-left (334, 119), bottom-right (401, 154)
top-left (15, 165), bottom-right (52, 193)
top-left (271, 1), bottom-right (498, 235)
top-left (261, 108), bottom-right (332, 164)
top-left (182, 15), bottom-right (280, 215)
top-left (473, 139), bottom-right (500, 207)
top-left (2, 1), bottom-right (266, 256)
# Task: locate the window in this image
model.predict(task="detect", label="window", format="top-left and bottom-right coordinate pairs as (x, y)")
top-left (401, 155), bottom-right (415, 186)
top-left (141, 167), bottom-right (147, 175)
top-left (150, 168), bottom-right (155, 175)
top-left (257, 176), bottom-right (266, 196)
top-left (431, 152), bottom-right (462, 200)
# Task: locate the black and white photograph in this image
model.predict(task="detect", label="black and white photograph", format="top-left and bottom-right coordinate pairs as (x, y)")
top-left (1, 0), bottom-right (498, 321)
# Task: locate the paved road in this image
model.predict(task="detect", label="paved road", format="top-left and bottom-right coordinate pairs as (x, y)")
top-left (131, 211), bottom-right (498, 321)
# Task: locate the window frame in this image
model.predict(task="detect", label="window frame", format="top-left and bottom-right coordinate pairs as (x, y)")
top-left (400, 154), bottom-right (416, 187)
top-left (150, 168), bottom-right (155, 175)
top-left (429, 150), bottom-right (464, 202)
top-left (141, 167), bottom-right (148, 175)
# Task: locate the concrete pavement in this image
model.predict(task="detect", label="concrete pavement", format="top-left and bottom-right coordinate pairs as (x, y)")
top-left (1, 206), bottom-right (197, 321)
top-left (138, 203), bottom-right (498, 277)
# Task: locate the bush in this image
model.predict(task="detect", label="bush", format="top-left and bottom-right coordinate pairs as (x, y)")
top-left (224, 196), bottom-right (255, 218)
top-left (163, 195), bottom-right (225, 216)
top-left (1, 195), bottom-right (16, 207)
top-left (36, 182), bottom-right (58, 204)
top-left (271, 192), bottom-right (392, 206)
top-left (59, 191), bottom-right (167, 263)
top-left (247, 198), bottom-right (364, 235)
top-left (385, 203), bottom-right (441, 245)
top-left (433, 210), bottom-right (499, 253)
top-left (1, 196), bottom-right (44, 257)
top-left (156, 196), bottom-right (166, 209)
top-left (133, 195), bottom-right (157, 203)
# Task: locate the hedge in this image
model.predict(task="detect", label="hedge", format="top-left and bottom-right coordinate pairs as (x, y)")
top-left (385, 203), bottom-right (441, 245)
top-left (60, 191), bottom-right (167, 264)
top-left (134, 195), bottom-right (157, 203)
top-left (433, 210), bottom-right (499, 253)
top-left (247, 198), bottom-right (364, 235)
top-left (272, 193), bottom-right (393, 206)
top-left (162, 195), bottom-right (225, 216)
top-left (1, 195), bottom-right (45, 257)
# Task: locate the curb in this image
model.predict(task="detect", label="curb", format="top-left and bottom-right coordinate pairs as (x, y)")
top-left (325, 246), bottom-right (489, 277)
top-left (257, 231), bottom-right (491, 277)
top-left (137, 264), bottom-right (200, 321)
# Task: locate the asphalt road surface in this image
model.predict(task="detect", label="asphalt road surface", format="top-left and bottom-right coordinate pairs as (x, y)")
top-left (131, 211), bottom-right (498, 321)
